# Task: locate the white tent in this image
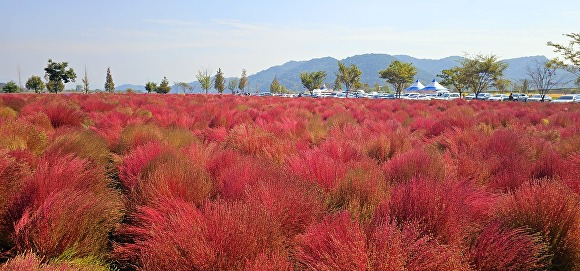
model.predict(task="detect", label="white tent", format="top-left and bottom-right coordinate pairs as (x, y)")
top-left (422, 79), bottom-right (448, 91)
top-left (405, 80), bottom-right (425, 91)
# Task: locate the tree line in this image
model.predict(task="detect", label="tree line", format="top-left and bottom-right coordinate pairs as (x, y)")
top-left (3, 33), bottom-right (578, 98)
top-left (295, 33), bottom-right (578, 101)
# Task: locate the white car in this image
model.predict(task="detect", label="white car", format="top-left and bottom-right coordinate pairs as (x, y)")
top-left (436, 93), bottom-right (461, 100)
top-left (465, 93), bottom-right (476, 100)
top-left (488, 94), bottom-right (510, 101)
top-left (476, 93), bottom-right (492, 100)
top-left (403, 93), bottom-right (420, 100)
top-left (415, 94), bottom-right (431, 100)
top-left (527, 94), bottom-right (552, 102)
top-left (552, 95), bottom-right (579, 103)
top-left (512, 93), bottom-right (528, 102)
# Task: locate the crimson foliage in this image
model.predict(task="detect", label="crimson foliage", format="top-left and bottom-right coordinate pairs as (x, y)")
top-left (0, 94), bottom-right (577, 270)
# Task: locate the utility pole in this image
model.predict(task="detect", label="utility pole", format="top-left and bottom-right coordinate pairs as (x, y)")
top-left (18, 64), bottom-right (22, 91)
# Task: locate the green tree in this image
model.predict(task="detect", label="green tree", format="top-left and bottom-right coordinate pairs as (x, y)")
top-left (333, 76), bottom-right (342, 91)
top-left (527, 60), bottom-right (567, 102)
top-left (197, 68), bottom-right (212, 94)
top-left (547, 33), bottom-right (580, 76)
top-left (228, 78), bottom-right (239, 94)
top-left (462, 54), bottom-right (508, 98)
top-left (520, 79), bottom-right (531, 94)
top-left (238, 69), bottom-right (248, 94)
top-left (495, 78), bottom-right (512, 93)
top-left (2, 81), bottom-right (19, 93)
top-left (379, 60), bottom-right (417, 98)
top-left (438, 66), bottom-right (469, 97)
top-left (82, 66), bottom-right (90, 94)
top-left (337, 61), bottom-right (362, 96)
top-left (175, 82), bottom-right (193, 94)
top-left (145, 82), bottom-right (157, 93)
top-left (156, 77), bottom-right (171, 94)
top-left (214, 68), bottom-right (226, 94)
top-left (300, 71), bottom-right (326, 95)
top-left (104, 67), bottom-right (115, 92)
top-left (270, 76), bottom-right (282, 93)
top-left (25, 76), bottom-right (45, 93)
top-left (44, 59), bottom-right (76, 93)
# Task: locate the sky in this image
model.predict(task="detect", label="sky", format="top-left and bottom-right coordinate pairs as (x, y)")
top-left (1, 0), bottom-right (579, 88)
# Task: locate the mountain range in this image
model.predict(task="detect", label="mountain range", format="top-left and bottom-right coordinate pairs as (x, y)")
top-left (115, 54), bottom-right (575, 93)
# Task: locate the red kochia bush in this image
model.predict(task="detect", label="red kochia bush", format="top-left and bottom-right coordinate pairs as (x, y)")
top-left (13, 189), bottom-right (122, 259)
top-left (287, 149), bottom-right (348, 191)
top-left (3, 152), bottom-right (122, 259)
top-left (382, 179), bottom-right (487, 245)
top-left (494, 181), bottom-right (580, 271)
top-left (468, 222), bottom-right (548, 271)
top-left (381, 148), bottom-right (446, 185)
top-left (243, 178), bottom-right (324, 239)
top-left (0, 252), bottom-right (107, 271)
top-left (216, 157), bottom-right (282, 201)
top-left (117, 141), bottom-right (166, 193)
top-left (21, 99), bottom-right (86, 128)
top-left (114, 199), bottom-right (286, 271)
top-left (369, 221), bottom-right (469, 271)
top-left (139, 152), bottom-right (213, 206)
top-left (294, 212), bottom-right (368, 271)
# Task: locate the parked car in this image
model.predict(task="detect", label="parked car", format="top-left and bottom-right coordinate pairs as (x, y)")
top-left (465, 93), bottom-right (476, 100)
top-left (397, 93), bottom-right (410, 99)
top-left (527, 94), bottom-right (552, 102)
top-left (488, 94), bottom-right (510, 101)
top-left (415, 94), bottom-right (431, 100)
top-left (512, 93), bottom-right (528, 101)
top-left (475, 93), bottom-right (492, 100)
top-left (552, 95), bottom-right (579, 103)
top-left (403, 93), bottom-right (420, 100)
top-left (377, 93), bottom-right (396, 99)
top-left (435, 92), bottom-right (461, 100)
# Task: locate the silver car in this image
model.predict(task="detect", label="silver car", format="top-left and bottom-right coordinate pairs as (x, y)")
top-left (512, 93), bottom-right (528, 102)
top-left (488, 94), bottom-right (509, 101)
top-left (552, 95), bottom-right (579, 103)
top-left (527, 94), bottom-right (552, 102)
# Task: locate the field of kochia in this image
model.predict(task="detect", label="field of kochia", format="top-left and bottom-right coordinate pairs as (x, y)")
top-left (0, 94), bottom-right (578, 270)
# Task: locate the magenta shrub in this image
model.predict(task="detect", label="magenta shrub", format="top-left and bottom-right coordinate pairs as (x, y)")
top-left (0, 94), bottom-right (577, 269)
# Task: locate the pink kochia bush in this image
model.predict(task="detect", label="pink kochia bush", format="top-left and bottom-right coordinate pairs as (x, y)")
top-left (114, 199), bottom-right (288, 271)
top-left (0, 94), bottom-right (578, 270)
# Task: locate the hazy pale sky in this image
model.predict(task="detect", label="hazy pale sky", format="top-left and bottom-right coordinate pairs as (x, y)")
top-left (1, 0), bottom-right (578, 88)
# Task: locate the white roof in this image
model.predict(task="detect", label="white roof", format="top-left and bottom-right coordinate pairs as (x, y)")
top-left (422, 79), bottom-right (448, 91)
top-left (405, 80), bottom-right (425, 91)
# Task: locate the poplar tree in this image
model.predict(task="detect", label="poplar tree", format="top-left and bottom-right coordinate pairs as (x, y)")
top-left (214, 68), bottom-right (226, 94)
top-left (82, 66), bottom-right (90, 94)
top-left (270, 76), bottom-right (281, 93)
top-left (104, 67), bottom-right (115, 92)
top-left (238, 69), bottom-right (248, 94)
top-left (228, 78), bottom-right (239, 94)
top-left (196, 68), bottom-right (212, 94)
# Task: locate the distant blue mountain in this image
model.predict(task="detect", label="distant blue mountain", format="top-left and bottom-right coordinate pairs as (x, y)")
top-left (116, 84), bottom-right (146, 92)
top-left (115, 54), bottom-right (576, 93)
